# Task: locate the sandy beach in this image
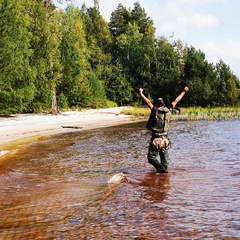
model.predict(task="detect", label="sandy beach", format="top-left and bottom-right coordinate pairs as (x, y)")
top-left (0, 107), bottom-right (139, 155)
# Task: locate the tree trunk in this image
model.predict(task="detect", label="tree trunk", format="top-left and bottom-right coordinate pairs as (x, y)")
top-left (51, 87), bottom-right (58, 114)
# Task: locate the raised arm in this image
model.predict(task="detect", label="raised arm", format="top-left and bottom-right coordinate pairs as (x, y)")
top-left (139, 88), bottom-right (153, 110)
top-left (171, 86), bottom-right (189, 108)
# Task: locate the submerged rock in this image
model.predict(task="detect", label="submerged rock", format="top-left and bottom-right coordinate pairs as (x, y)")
top-left (0, 150), bottom-right (9, 157)
top-left (107, 172), bottom-right (126, 185)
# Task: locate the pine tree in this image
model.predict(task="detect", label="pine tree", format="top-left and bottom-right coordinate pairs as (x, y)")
top-left (0, 0), bottom-right (35, 113)
top-left (58, 5), bottom-right (91, 108)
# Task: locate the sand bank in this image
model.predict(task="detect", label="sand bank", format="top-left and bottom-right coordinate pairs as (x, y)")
top-left (0, 107), bottom-right (140, 155)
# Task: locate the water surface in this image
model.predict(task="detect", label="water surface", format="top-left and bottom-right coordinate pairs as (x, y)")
top-left (0, 120), bottom-right (239, 239)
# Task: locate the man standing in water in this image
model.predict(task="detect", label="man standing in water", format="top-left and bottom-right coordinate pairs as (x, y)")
top-left (139, 86), bottom-right (189, 173)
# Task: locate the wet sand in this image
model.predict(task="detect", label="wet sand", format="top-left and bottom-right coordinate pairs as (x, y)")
top-left (0, 107), bottom-right (138, 154)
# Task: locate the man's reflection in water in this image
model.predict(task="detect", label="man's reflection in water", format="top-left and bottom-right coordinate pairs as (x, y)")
top-left (128, 172), bottom-right (170, 202)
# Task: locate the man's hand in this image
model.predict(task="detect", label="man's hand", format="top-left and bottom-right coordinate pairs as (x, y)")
top-left (172, 86), bottom-right (189, 108)
top-left (139, 88), bottom-right (153, 109)
top-left (183, 86), bottom-right (189, 92)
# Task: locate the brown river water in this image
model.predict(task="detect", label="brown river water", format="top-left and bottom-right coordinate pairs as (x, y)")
top-left (0, 120), bottom-right (239, 239)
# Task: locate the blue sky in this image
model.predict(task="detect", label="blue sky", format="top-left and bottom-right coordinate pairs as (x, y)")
top-left (54, 0), bottom-right (240, 78)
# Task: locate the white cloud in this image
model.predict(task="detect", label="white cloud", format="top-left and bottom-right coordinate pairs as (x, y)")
top-left (178, 13), bottom-right (219, 29)
top-left (197, 39), bottom-right (240, 77)
top-left (198, 39), bottom-right (240, 62)
top-left (161, 13), bottom-right (218, 37)
top-left (180, 0), bottom-right (226, 4)
top-left (165, 2), bottom-right (183, 16)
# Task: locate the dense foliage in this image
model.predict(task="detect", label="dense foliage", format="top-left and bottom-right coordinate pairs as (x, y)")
top-left (0, 0), bottom-right (239, 113)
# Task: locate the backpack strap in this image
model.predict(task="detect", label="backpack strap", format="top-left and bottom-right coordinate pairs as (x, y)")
top-left (162, 112), bottom-right (166, 132)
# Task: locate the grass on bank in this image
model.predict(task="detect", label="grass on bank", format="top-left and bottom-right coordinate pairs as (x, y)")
top-left (121, 107), bottom-right (240, 121)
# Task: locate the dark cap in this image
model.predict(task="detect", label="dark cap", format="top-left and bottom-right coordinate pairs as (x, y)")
top-left (157, 98), bottom-right (165, 107)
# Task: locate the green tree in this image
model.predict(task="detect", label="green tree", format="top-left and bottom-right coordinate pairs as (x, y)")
top-left (109, 3), bottom-right (131, 37)
top-left (45, 1), bottom-right (62, 114)
top-left (182, 46), bottom-right (216, 106)
top-left (28, 0), bottom-right (62, 113)
top-left (0, 0), bottom-right (35, 113)
top-left (148, 37), bottom-right (182, 104)
top-left (83, 2), bottom-right (113, 106)
top-left (28, 0), bottom-right (53, 112)
top-left (105, 63), bottom-right (133, 105)
top-left (130, 1), bottom-right (153, 34)
top-left (115, 23), bottom-right (143, 85)
top-left (58, 5), bottom-right (91, 109)
top-left (214, 59), bottom-right (240, 106)
top-left (110, 2), bottom-right (156, 103)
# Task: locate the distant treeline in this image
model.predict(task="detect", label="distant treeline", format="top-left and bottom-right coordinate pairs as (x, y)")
top-left (0, 0), bottom-right (239, 114)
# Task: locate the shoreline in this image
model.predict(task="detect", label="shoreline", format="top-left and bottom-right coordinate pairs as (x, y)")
top-left (0, 107), bottom-right (143, 156)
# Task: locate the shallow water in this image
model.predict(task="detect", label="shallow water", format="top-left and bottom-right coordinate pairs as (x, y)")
top-left (0, 120), bottom-right (239, 239)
